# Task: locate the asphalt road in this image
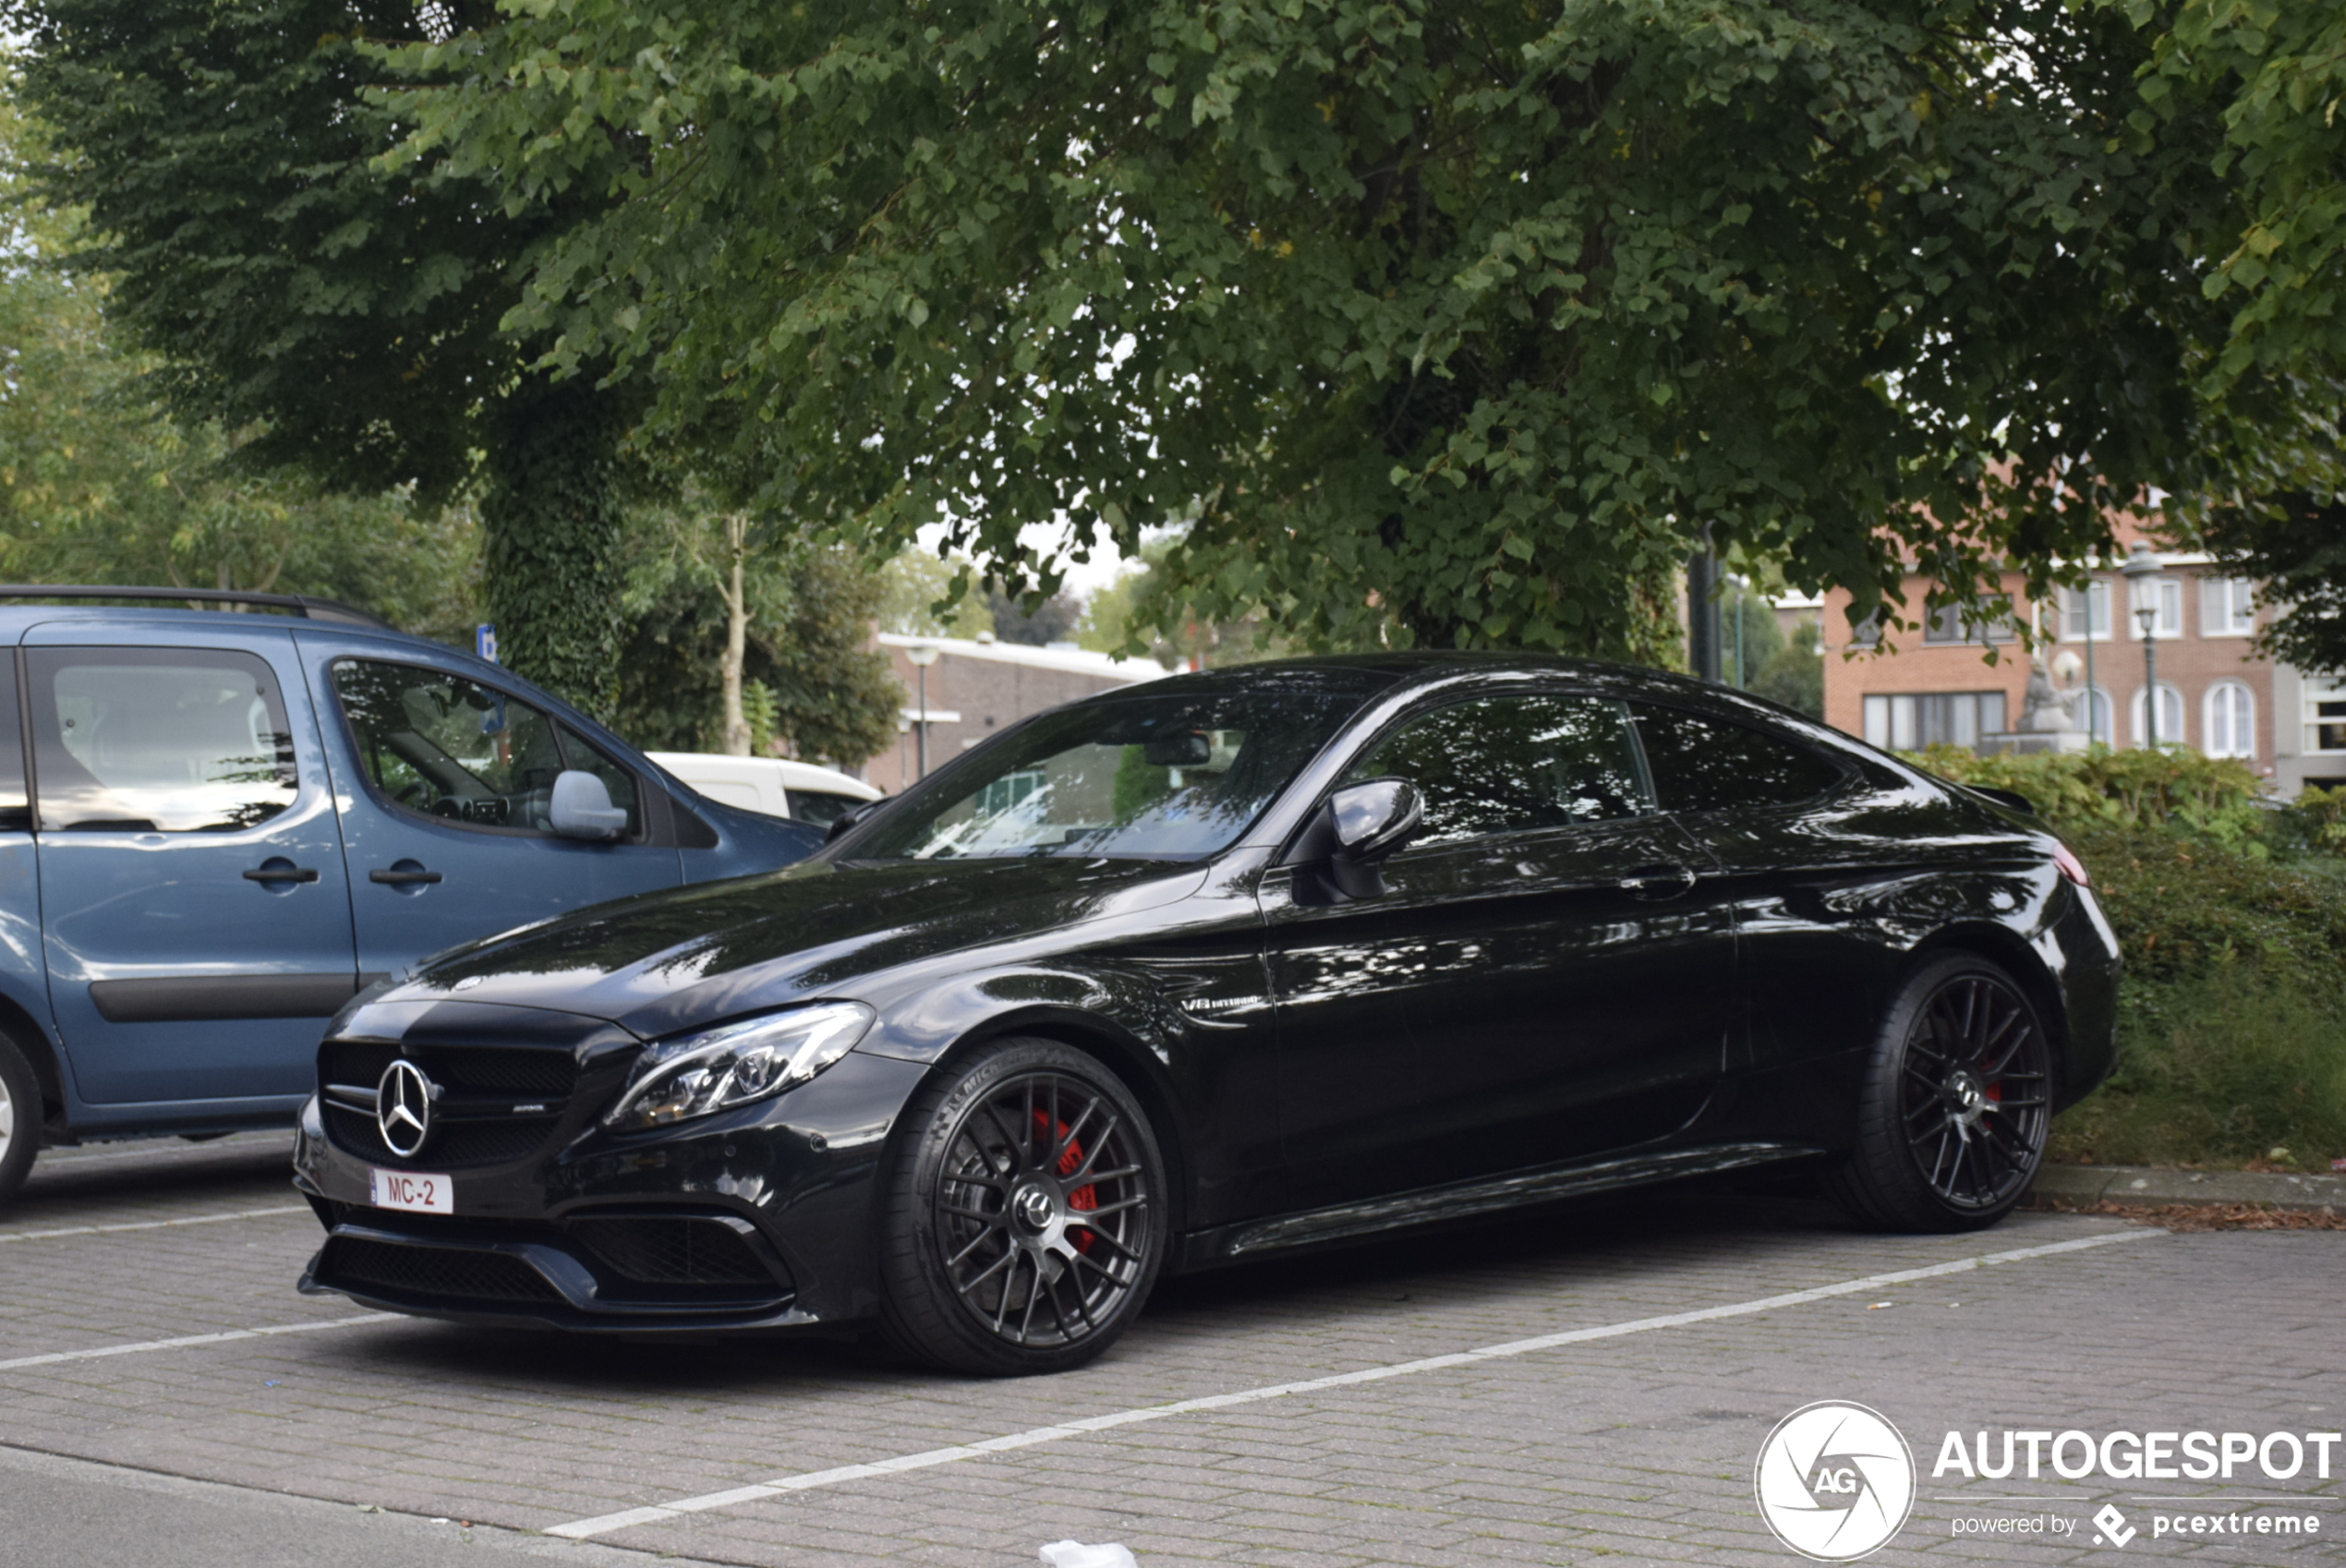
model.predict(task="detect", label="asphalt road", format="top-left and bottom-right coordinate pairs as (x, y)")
top-left (1, 1132), bottom-right (2340, 1566)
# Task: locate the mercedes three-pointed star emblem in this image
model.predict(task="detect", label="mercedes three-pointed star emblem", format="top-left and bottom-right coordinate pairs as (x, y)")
top-left (376, 1058), bottom-right (436, 1158)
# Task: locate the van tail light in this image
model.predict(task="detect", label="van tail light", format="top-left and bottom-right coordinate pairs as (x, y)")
top-left (2051, 843), bottom-right (2091, 888)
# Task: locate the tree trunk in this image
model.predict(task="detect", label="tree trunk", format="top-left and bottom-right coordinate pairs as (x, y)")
top-left (480, 374), bottom-right (624, 717)
top-left (719, 513), bottom-right (752, 755)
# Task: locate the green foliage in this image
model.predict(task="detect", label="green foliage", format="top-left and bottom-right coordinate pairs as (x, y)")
top-left (1907, 742), bottom-right (2281, 850)
top-left (387, 0), bottom-right (2244, 661)
top-left (613, 511), bottom-right (900, 768)
top-left (982, 582), bottom-right (1083, 646)
top-left (877, 550), bottom-right (993, 640)
top-left (8, 0), bottom-right (633, 709)
top-left (1917, 743), bottom-right (2346, 1167)
top-left (1748, 621), bottom-right (1824, 718)
top-left (0, 81), bottom-right (476, 637)
top-left (2049, 828), bottom-right (2346, 1169)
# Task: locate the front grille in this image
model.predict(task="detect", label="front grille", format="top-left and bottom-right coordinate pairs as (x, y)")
top-left (568, 1216), bottom-right (778, 1287)
top-left (324, 1104), bottom-right (562, 1170)
top-left (319, 1038), bottom-right (587, 1170)
top-left (319, 1236), bottom-right (563, 1304)
top-left (320, 1040), bottom-right (580, 1100)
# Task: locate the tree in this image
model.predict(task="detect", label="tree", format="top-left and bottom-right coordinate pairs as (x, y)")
top-left (982, 582), bottom-right (1084, 646)
top-left (877, 550), bottom-right (995, 640)
top-left (7, 2), bottom-right (633, 712)
top-left (391, 0), bottom-right (2246, 665)
top-left (0, 78), bottom-right (477, 638)
top-left (2131, 1), bottom-right (2346, 673)
top-left (613, 511), bottom-right (901, 768)
top-left (1750, 621), bottom-right (1825, 718)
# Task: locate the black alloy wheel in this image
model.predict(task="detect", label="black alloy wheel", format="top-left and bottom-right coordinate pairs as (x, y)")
top-left (877, 1038), bottom-right (1166, 1375)
top-left (1827, 954), bottom-right (2052, 1232)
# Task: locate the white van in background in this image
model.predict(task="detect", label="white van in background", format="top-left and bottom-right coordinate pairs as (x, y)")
top-left (647, 753), bottom-right (883, 829)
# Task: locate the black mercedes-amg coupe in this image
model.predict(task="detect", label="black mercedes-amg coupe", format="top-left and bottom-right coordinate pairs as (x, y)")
top-left (294, 655), bottom-right (2119, 1374)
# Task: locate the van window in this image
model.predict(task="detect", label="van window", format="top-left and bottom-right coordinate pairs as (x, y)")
top-left (28, 648), bottom-right (298, 832)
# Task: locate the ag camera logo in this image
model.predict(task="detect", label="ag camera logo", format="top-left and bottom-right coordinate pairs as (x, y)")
top-left (1755, 1401), bottom-right (1917, 1561)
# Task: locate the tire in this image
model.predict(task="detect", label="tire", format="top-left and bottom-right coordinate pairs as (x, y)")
top-left (1824, 953), bottom-right (2053, 1233)
top-left (0, 1033), bottom-right (42, 1210)
top-left (877, 1037), bottom-right (1167, 1376)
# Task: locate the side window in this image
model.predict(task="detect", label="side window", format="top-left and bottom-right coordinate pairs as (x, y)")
top-left (334, 660), bottom-right (574, 835)
top-left (1632, 704), bottom-right (1844, 814)
top-left (786, 790), bottom-right (865, 828)
top-left (1344, 694), bottom-right (1651, 848)
top-left (0, 652), bottom-right (28, 832)
top-left (27, 647), bottom-right (298, 832)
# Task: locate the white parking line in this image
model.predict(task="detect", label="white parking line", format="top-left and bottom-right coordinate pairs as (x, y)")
top-left (0, 1206), bottom-right (310, 1245)
top-left (0, 1314), bottom-right (380, 1373)
top-left (37, 1137), bottom-right (293, 1168)
top-left (548, 1227), bottom-right (2166, 1540)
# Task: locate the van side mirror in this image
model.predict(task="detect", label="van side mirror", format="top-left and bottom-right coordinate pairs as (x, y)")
top-left (549, 770), bottom-right (629, 840)
top-left (1287, 777), bottom-right (1422, 900)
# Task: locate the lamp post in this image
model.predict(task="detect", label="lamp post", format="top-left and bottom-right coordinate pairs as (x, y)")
top-left (905, 643), bottom-right (940, 778)
top-left (2120, 543), bottom-right (2164, 749)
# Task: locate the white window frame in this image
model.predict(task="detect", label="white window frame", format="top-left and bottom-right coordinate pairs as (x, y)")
top-left (2131, 682), bottom-right (2186, 748)
top-left (2060, 581), bottom-right (2113, 642)
top-left (2128, 576), bottom-right (2184, 640)
top-left (2200, 575), bottom-right (2257, 637)
top-left (2309, 677), bottom-right (2346, 754)
top-left (2203, 681), bottom-right (2255, 759)
top-left (2080, 684), bottom-right (2114, 748)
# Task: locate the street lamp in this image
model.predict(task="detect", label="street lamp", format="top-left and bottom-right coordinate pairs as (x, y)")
top-left (2120, 543), bottom-right (2164, 749)
top-left (906, 643), bottom-right (940, 778)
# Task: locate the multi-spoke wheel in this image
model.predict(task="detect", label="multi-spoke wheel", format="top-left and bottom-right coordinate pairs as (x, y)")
top-left (878, 1038), bottom-right (1166, 1375)
top-left (1826, 955), bottom-right (2052, 1232)
top-left (0, 1032), bottom-right (42, 1210)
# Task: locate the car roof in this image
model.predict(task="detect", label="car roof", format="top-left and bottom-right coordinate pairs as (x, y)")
top-left (646, 753), bottom-right (883, 801)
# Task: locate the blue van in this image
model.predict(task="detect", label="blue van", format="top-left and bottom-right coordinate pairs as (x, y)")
top-left (0, 587), bottom-right (822, 1205)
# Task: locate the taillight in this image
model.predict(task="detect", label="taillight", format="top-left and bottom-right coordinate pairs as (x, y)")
top-left (2051, 842), bottom-right (2091, 888)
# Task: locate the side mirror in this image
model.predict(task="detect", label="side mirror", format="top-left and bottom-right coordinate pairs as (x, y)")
top-left (549, 770), bottom-right (629, 840)
top-left (825, 798), bottom-right (886, 844)
top-left (1298, 777), bottom-right (1422, 899)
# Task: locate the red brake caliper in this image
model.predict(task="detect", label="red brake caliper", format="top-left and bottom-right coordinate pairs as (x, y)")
top-left (1033, 1109), bottom-right (1097, 1252)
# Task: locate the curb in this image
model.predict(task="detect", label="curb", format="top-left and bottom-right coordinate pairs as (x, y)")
top-left (2028, 1163), bottom-right (2346, 1212)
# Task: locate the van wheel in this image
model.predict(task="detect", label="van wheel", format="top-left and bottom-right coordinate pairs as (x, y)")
top-left (1825, 954), bottom-right (2053, 1232)
top-left (877, 1038), bottom-right (1167, 1376)
top-left (0, 1034), bottom-right (42, 1208)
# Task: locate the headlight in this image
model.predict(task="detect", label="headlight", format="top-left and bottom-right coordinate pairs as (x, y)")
top-left (602, 1002), bottom-right (875, 1132)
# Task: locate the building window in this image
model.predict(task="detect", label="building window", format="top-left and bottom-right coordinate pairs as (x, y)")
top-left (2131, 682), bottom-right (2186, 747)
top-left (2128, 575), bottom-right (2184, 639)
top-left (2201, 575), bottom-right (2257, 637)
top-left (2060, 581), bottom-right (2113, 642)
top-left (2080, 684), bottom-right (2114, 747)
top-left (2204, 681), bottom-right (2255, 758)
top-left (1922, 597), bottom-right (2017, 645)
top-left (1863, 691), bottom-right (2009, 752)
top-left (2310, 679), bottom-right (2346, 754)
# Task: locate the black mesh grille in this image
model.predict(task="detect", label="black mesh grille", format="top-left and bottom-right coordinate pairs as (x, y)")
top-left (323, 1104), bottom-right (558, 1170)
top-left (320, 1237), bottom-right (562, 1304)
top-left (568, 1217), bottom-right (778, 1286)
top-left (318, 1041), bottom-right (579, 1100)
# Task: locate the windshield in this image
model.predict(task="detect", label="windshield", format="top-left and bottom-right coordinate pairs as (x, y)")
top-left (853, 673), bottom-right (1389, 861)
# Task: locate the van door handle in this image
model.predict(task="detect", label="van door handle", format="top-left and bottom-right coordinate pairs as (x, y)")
top-left (244, 863), bottom-right (320, 884)
top-left (369, 866), bottom-right (443, 886)
top-left (1618, 863), bottom-right (1698, 900)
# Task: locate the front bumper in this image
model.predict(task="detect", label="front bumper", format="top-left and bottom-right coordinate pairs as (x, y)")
top-left (293, 998), bottom-right (928, 1333)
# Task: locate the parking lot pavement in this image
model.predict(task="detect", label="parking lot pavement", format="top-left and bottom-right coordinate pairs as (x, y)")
top-left (2, 1143), bottom-right (2340, 1568)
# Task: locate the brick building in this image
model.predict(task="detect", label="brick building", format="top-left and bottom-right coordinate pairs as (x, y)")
top-left (1819, 516), bottom-right (2346, 799)
top-left (870, 633), bottom-right (1165, 794)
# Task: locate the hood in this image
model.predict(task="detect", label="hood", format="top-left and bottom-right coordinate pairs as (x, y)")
top-left (368, 854), bottom-right (1210, 1038)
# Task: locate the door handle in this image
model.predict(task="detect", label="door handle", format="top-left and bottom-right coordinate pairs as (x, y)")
top-left (1618, 863), bottom-right (1698, 900)
top-left (369, 867), bottom-right (444, 886)
top-left (243, 864), bottom-right (320, 884)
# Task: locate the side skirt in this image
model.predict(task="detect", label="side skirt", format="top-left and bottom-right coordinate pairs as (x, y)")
top-left (1171, 1140), bottom-right (1824, 1271)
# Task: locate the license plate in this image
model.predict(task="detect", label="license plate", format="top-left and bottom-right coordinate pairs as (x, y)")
top-left (369, 1167), bottom-right (453, 1214)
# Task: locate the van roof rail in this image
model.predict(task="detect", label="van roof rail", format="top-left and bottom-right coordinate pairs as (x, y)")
top-left (0, 585), bottom-right (396, 631)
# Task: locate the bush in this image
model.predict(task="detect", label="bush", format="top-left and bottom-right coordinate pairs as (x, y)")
top-left (1901, 746), bottom-right (2346, 1171)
